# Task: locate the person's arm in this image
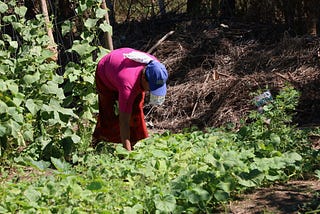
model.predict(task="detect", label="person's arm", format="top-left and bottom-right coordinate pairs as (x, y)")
top-left (119, 112), bottom-right (132, 151)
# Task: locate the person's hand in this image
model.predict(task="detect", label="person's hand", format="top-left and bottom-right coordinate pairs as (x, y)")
top-left (119, 112), bottom-right (132, 151)
top-left (123, 139), bottom-right (132, 151)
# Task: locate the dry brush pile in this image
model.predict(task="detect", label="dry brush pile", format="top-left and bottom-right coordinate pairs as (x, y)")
top-left (115, 18), bottom-right (320, 133)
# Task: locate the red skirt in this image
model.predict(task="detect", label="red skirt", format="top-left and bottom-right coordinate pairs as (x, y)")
top-left (92, 71), bottom-right (148, 145)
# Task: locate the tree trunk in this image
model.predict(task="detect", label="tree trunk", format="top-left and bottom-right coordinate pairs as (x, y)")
top-left (40, 0), bottom-right (58, 62)
top-left (220, 0), bottom-right (235, 18)
top-left (101, 0), bottom-right (114, 50)
top-left (305, 0), bottom-right (319, 36)
top-left (187, 0), bottom-right (202, 17)
top-left (210, 0), bottom-right (220, 18)
top-left (105, 0), bottom-right (115, 25)
top-left (158, 0), bottom-right (166, 16)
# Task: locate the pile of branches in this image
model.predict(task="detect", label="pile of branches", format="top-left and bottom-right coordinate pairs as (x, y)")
top-left (139, 20), bottom-right (320, 132)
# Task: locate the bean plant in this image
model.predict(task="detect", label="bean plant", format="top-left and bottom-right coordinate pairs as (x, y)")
top-left (0, 0), bottom-right (110, 160)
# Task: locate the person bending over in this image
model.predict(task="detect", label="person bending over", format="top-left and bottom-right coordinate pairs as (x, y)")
top-left (92, 47), bottom-right (168, 151)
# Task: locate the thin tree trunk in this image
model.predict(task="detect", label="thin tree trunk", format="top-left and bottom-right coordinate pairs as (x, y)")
top-left (101, 0), bottom-right (114, 50)
top-left (158, 0), bottom-right (166, 16)
top-left (40, 0), bottom-right (58, 61)
top-left (187, 0), bottom-right (202, 17)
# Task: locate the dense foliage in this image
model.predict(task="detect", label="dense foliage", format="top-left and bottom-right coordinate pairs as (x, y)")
top-left (0, 0), bottom-right (110, 160)
top-left (1, 85), bottom-right (319, 213)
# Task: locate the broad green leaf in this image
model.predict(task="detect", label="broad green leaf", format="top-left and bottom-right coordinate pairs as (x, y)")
top-left (0, 100), bottom-right (8, 114)
top-left (83, 75), bottom-right (94, 84)
top-left (23, 71), bottom-right (40, 84)
top-left (0, 50), bottom-right (8, 58)
top-left (154, 194), bottom-right (176, 212)
top-left (7, 82), bottom-right (18, 94)
top-left (2, 15), bottom-right (16, 23)
top-left (25, 99), bottom-right (40, 115)
top-left (0, 125), bottom-right (6, 137)
top-left (82, 109), bottom-right (93, 119)
top-left (87, 180), bottom-right (103, 191)
top-left (70, 41), bottom-right (96, 56)
top-left (270, 133), bottom-right (281, 144)
top-left (0, 80), bottom-right (7, 91)
top-left (52, 74), bottom-right (64, 84)
top-left (12, 93), bottom-right (25, 106)
top-left (9, 187), bottom-right (21, 195)
top-left (70, 183), bottom-right (83, 197)
top-left (151, 149), bottom-right (167, 158)
top-left (203, 153), bottom-right (217, 166)
top-left (61, 20), bottom-right (72, 36)
top-left (40, 81), bottom-right (65, 99)
top-left (269, 157), bottom-right (286, 169)
top-left (155, 159), bottom-right (167, 171)
top-left (11, 22), bottom-right (24, 32)
top-left (38, 136), bottom-right (51, 150)
top-left (183, 187), bottom-right (210, 204)
top-left (14, 6), bottom-right (27, 17)
top-left (30, 46), bottom-right (42, 56)
top-left (96, 8), bottom-right (108, 18)
top-left (24, 187), bottom-right (41, 202)
top-left (217, 181), bottom-right (231, 193)
top-left (37, 49), bottom-right (57, 63)
top-left (283, 152), bottom-right (302, 163)
top-left (266, 174), bottom-right (280, 181)
top-left (41, 104), bottom-right (53, 112)
top-left (192, 187), bottom-right (210, 203)
top-left (97, 46), bottom-right (110, 60)
top-left (0, 2), bottom-right (8, 13)
top-left (2, 34), bottom-right (12, 42)
top-left (123, 207), bottom-right (138, 214)
top-left (71, 134), bottom-right (81, 144)
top-left (8, 108), bottom-right (24, 123)
top-left (214, 190), bottom-right (229, 201)
top-left (51, 157), bottom-right (71, 173)
top-left (49, 99), bottom-right (77, 117)
top-left (23, 130), bottom-right (34, 141)
top-left (84, 18), bottom-right (98, 29)
top-left (79, 2), bottom-right (88, 11)
top-left (99, 21), bottom-right (112, 34)
top-left (0, 206), bottom-right (7, 213)
top-left (84, 93), bottom-right (97, 105)
top-left (30, 160), bottom-right (50, 171)
top-left (9, 41), bottom-right (18, 49)
top-left (6, 119), bottom-right (21, 136)
top-left (237, 177), bottom-right (256, 187)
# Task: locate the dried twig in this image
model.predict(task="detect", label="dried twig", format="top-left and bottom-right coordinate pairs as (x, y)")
top-left (275, 72), bottom-right (291, 82)
top-left (147, 31), bottom-right (175, 54)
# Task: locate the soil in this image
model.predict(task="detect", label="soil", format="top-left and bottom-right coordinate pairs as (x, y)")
top-left (227, 180), bottom-right (320, 214)
top-left (113, 16), bottom-right (320, 213)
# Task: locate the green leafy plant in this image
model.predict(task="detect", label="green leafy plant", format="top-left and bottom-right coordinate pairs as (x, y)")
top-left (0, 1), bottom-right (112, 161)
top-left (237, 85), bottom-right (309, 157)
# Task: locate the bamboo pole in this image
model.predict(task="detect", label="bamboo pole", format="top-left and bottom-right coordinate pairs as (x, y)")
top-left (101, 0), bottom-right (114, 51)
top-left (40, 0), bottom-right (58, 62)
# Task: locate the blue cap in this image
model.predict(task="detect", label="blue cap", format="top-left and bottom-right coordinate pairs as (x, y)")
top-left (145, 61), bottom-right (168, 96)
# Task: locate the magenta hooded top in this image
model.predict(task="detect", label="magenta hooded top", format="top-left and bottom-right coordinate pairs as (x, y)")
top-left (96, 48), bottom-right (157, 113)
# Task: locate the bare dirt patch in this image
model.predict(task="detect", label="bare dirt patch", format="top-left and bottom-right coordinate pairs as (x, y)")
top-left (228, 180), bottom-right (320, 214)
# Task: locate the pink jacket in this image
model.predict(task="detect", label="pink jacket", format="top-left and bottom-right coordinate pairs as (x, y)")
top-left (96, 48), bottom-right (157, 113)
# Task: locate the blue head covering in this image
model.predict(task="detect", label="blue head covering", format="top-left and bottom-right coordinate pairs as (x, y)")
top-left (145, 61), bottom-right (168, 96)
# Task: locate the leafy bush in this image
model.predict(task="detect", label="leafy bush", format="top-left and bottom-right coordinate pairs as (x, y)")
top-left (0, 1), bottom-right (110, 160)
top-left (238, 85), bottom-right (309, 156)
